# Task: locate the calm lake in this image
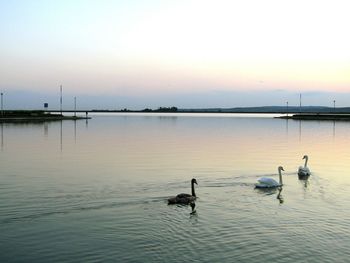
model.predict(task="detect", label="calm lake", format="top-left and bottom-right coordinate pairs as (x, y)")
top-left (1, 113), bottom-right (350, 262)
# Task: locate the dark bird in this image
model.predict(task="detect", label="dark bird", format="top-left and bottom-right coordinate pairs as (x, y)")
top-left (168, 178), bottom-right (198, 204)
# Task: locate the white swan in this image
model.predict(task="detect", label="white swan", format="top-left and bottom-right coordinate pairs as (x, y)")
top-left (255, 166), bottom-right (284, 188)
top-left (298, 155), bottom-right (311, 177)
top-left (168, 178), bottom-right (198, 204)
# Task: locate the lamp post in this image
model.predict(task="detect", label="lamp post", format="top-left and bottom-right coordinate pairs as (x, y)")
top-left (60, 85), bottom-right (62, 115)
top-left (74, 97), bottom-right (76, 117)
top-left (299, 93), bottom-right (302, 114)
top-left (286, 101), bottom-right (289, 117)
top-left (333, 100), bottom-right (336, 112)
top-left (1, 92), bottom-right (3, 116)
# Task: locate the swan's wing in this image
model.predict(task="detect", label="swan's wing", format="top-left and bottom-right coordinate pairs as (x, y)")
top-left (176, 193), bottom-right (192, 198)
top-left (257, 177), bottom-right (278, 186)
top-left (175, 194), bottom-right (196, 204)
top-left (168, 193), bottom-right (195, 204)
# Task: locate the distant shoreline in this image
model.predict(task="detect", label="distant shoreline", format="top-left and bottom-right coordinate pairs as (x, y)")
top-left (54, 105), bottom-right (350, 114)
top-left (2, 109), bottom-right (350, 122)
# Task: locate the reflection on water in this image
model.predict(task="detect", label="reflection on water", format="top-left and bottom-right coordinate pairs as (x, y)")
top-left (1, 123), bottom-right (3, 150)
top-left (190, 202), bottom-right (197, 215)
top-left (296, 118), bottom-right (341, 143)
top-left (74, 120), bottom-right (77, 143)
top-left (277, 187), bottom-right (284, 204)
top-left (44, 122), bottom-right (48, 137)
top-left (1, 113), bottom-right (350, 263)
top-left (299, 174), bottom-right (310, 189)
top-left (60, 120), bottom-right (62, 152)
top-left (254, 186), bottom-right (284, 204)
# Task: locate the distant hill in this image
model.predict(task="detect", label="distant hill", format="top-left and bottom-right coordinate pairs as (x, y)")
top-left (179, 106), bottom-right (350, 113)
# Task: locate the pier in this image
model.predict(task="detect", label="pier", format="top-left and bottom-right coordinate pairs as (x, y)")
top-left (0, 110), bottom-right (90, 123)
top-left (278, 113), bottom-right (350, 121)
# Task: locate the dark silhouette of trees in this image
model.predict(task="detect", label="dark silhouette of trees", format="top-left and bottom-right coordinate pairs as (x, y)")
top-left (141, 107), bottom-right (178, 112)
top-left (155, 107), bottom-right (178, 112)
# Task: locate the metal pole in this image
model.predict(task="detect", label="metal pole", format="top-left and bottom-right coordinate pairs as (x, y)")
top-left (74, 97), bottom-right (76, 117)
top-left (286, 101), bottom-right (289, 117)
top-left (1, 93), bottom-right (3, 116)
top-left (299, 93), bottom-right (302, 114)
top-left (60, 85), bottom-right (62, 115)
top-left (333, 100), bottom-right (336, 112)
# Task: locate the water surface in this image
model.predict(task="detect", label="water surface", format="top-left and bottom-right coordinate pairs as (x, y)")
top-left (1, 113), bottom-right (350, 262)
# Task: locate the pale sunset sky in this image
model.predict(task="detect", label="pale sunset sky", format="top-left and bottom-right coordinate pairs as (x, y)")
top-left (1, 0), bottom-right (350, 109)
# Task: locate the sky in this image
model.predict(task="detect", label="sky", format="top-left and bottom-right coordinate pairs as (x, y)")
top-left (1, 0), bottom-right (350, 110)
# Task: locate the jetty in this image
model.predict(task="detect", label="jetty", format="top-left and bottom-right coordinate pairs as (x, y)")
top-left (278, 113), bottom-right (350, 121)
top-left (0, 110), bottom-right (90, 123)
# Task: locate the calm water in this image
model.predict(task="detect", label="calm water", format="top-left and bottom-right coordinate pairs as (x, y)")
top-left (1, 113), bottom-right (350, 262)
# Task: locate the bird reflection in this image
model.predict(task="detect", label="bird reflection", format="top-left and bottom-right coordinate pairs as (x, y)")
top-left (190, 202), bottom-right (197, 216)
top-left (298, 174), bottom-right (310, 188)
top-left (255, 187), bottom-right (278, 195)
top-left (276, 187), bottom-right (284, 204)
top-left (255, 186), bottom-right (284, 204)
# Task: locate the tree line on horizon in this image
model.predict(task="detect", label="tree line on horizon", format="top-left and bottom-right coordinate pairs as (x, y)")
top-left (142, 107), bottom-right (178, 112)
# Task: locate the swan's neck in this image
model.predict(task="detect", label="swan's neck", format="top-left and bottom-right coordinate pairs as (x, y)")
top-left (278, 170), bottom-right (283, 185)
top-left (191, 182), bottom-right (196, 197)
top-left (304, 157), bottom-right (308, 167)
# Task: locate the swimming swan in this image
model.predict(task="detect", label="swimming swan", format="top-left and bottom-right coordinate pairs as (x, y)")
top-left (298, 155), bottom-right (311, 177)
top-left (168, 178), bottom-right (198, 204)
top-left (255, 166), bottom-right (284, 188)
